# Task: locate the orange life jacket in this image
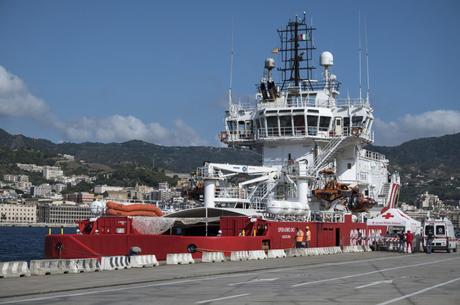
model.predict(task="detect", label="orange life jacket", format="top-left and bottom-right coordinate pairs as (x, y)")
top-left (296, 230), bottom-right (305, 242)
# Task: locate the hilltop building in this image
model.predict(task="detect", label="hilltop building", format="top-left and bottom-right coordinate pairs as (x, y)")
top-left (16, 163), bottom-right (43, 173)
top-left (42, 166), bottom-right (64, 180)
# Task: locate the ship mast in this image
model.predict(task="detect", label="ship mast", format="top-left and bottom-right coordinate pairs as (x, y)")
top-left (277, 12), bottom-right (316, 90)
top-left (228, 21), bottom-right (235, 108)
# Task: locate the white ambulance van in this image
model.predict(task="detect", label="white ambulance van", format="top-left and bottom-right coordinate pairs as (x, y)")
top-left (423, 218), bottom-right (457, 253)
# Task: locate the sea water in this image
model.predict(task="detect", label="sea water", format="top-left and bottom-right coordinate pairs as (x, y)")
top-left (0, 226), bottom-right (75, 262)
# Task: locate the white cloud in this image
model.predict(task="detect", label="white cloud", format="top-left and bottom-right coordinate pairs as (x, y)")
top-left (374, 110), bottom-right (460, 146)
top-left (56, 115), bottom-right (207, 146)
top-left (0, 65), bottom-right (207, 146)
top-left (0, 65), bottom-right (49, 118)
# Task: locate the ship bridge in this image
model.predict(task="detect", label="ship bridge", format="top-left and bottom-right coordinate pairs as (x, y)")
top-left (220, 97), bottom-right (374, 146)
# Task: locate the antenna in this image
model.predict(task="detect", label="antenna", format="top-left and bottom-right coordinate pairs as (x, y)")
top-left (364, 17), bottom-right (370, 102)
top-left (228, 19), bottom-right (234, 108)
top-left (358, 11), bottom-right (362, 101)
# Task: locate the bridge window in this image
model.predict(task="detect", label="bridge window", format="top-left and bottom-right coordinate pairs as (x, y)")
top-left (352, 116), bottom-right (363, 127)
top-left (227, 121), bottom-right (237, 133)
top-left (293, 115), bottom-right (305, 135)
top-left (266, 116), bottom-right (279, 136)
top-left (238, 121), bottom-right (245, 131)
top-left (319, 116), bottom-right (331, 131)
top-left (307, 115), bottom-right (318, 136)
top-left (279, 116), bottom-right (292, 136)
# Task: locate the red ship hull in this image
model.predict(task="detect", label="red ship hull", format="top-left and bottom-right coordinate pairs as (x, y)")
top-left (45, 215), bottom-right (386, 261)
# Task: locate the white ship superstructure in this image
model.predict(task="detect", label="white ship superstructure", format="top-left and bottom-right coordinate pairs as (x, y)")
top-left (198, 14), bottom-right (400, 219)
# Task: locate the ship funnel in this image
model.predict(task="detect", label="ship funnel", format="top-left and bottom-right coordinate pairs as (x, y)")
top-left (265, 58), bottom-right (276, 70)
top-left (320, 51), bottom-right (334, 67)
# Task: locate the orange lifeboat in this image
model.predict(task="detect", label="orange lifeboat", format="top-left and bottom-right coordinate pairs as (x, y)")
top-left (105, 201), bottom-right (163, 217)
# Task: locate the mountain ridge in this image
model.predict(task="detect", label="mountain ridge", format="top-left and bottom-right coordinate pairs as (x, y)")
top-left (1, 128), bottom-right (459, 202)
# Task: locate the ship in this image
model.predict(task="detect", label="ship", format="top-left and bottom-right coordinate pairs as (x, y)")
top-left (45, 13), bottom-right (400, 261)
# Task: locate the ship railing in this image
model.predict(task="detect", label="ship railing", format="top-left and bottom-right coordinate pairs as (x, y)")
top-left (255, 97), bottom-right (370, 111)
top-left (223, 131), bottom-right (255, 142)
top-left (257, 97), bottom-right (317, 109)
top-left (254, 125), bottom-right (374, 142)
top-left (310, 211), bottom-right (345, 223)
top-left (227, 102), bottom-right (256, 114)
top-left (361, 149), bottom-right (387, 161)
top-left (342, 127), bottom-right (374, 142)
top-left (335, 98), bottom-right (370, 107)
top-left (257, 126), bottom-right (297, 138)
top-left (295, 80), bottom-right (341, 92)
top-left (214, 187), bottom-right (247, 200)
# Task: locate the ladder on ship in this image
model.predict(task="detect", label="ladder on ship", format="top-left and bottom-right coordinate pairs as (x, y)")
top-left (247, 181), bottom-right (279, 209)
top-left (303, 136), bottom-right (347, 176)
top-left (378, 183), bottom-right (391, 198)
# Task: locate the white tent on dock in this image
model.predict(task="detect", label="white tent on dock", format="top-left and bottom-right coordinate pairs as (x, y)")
top-left (367, 208), bottom-right (421, 233)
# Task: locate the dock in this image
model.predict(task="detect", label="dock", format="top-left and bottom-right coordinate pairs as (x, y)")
top-left (1, 251), bottom-right (459, 304)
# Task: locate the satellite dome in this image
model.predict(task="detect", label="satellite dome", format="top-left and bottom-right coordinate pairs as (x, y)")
top-left (320, 51), bottom-right (334, 67)
top-left (265, 58), bottom-right (276, 70)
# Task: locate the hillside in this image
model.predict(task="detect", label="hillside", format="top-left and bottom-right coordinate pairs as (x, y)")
top-left (371, 133), bottom-right (460, 203)
top-left (0, 129), bottom-right (261, 173)
top-left (1, 128), bottom-right (459, 203)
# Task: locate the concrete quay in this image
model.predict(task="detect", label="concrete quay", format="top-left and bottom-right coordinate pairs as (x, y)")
top-left (0, 251), bottom-right (459, 305)
top-left (0, 222), bottom-right (76, 228)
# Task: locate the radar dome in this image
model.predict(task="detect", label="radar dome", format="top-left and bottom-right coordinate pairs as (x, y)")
top-left (320, 51), bottom-right (334, 67)
top-left (265, 58), bottom-right (276, 70)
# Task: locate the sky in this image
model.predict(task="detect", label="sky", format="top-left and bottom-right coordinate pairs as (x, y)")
top-left (0, 0), bottom-right (459, 146)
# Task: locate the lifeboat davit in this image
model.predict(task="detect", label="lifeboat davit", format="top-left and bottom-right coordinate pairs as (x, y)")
top-left (105, 201), bottom-right (164, 217)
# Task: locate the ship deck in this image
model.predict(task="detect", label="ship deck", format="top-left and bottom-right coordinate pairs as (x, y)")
top-left (1, 251), bottom-right (459, 305)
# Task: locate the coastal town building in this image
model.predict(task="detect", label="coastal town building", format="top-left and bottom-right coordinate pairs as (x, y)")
top-left (94, 185), bottom-right (124, 194)
top-left (64, 192), bottom-right (95, 204)
top-left (42, 166), bottom-right (64, 180)
top-left (37, 204), bottom-right (93, 224)
top-left (59, 154), bottom-right (75, 161)
top-left (16, 163), bottom-right (43, 173)
top-left (0, 189), bottom-right (18, 202)
top-left (3, 174), bottom-right (29, 183)
top-left (104, 190), bottom-right (129, 201)
top-left (416, 191), bottom-right (443, 210)
top-left (51, 183), bottom-right (67, 193)
top-left (158, 182), bottom-right (169, 190)
top-left (30, 184), bottom-right (53, 198)
top-left (2, 175), bottom-right (32, 192)
top-left (0, 204), bottom-right (37, 223)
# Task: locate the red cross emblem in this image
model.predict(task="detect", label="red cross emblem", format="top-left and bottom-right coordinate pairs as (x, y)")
top-left (383, 213), bottom-right (394, 219)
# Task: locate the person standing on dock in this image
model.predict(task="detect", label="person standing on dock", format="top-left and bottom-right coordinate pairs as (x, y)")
top-left (398, 231), bottom-right (406, 253)
top-left (405, 230), bottom-right (414, 253)
top-left (426, 229), bottom-right (434, 254)
top-left (304, 226), bottom-right (311, 248)
top-left (295, 228), bottom-right (305, 248)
